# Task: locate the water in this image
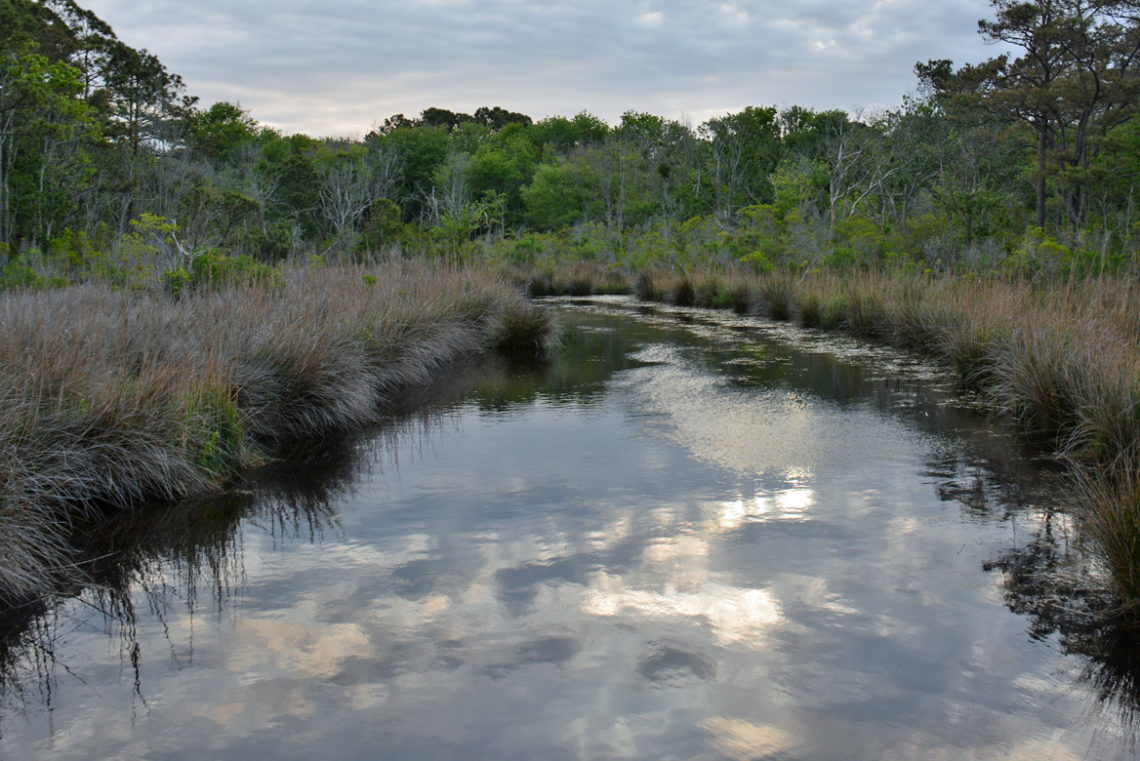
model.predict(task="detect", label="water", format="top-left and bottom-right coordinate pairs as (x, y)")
top-left (0, 297), bottom-right (1134, 760)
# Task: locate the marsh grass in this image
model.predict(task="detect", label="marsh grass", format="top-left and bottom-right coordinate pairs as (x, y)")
top-left (634, 270), bottom-right (669, 302)
top-left (0, 263), bottom-right (554, 604)
top-left (519, 262), bottom-right (630, 297)
top-left (1083, 465), bottom-right (1140, 608)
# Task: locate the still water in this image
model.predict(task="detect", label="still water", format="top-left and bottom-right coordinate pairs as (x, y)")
top-left (0, 297), bottom-right (1135, 760)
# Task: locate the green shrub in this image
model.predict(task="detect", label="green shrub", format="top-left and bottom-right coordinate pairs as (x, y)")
top-left (189, 250), bottom-right (280, 290)
top-left (183, 383), bottom-right (249, 476)
top-left (240, 221), bottom-right (294, 262)
top-left (161, 266), bottom-right (192, 299)
top-left (0, 261), bottom-right (68, 291)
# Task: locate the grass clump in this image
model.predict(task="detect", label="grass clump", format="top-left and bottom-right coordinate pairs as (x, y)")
top-left (757, 275), bottom-right (794, 321)
top-left (489, 301), bottom-right (561, 357)
top-left (634, 270), bottom-right (668, 301)
top-left (1083, 466), bottom-right (1140, 610)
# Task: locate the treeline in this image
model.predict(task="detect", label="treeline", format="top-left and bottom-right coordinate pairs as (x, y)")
top-left (4, 0), bottom-right (1140, 284)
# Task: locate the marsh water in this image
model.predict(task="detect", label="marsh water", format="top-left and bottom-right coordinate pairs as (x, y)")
top-left (0, 297), bottom-right (1136, 760)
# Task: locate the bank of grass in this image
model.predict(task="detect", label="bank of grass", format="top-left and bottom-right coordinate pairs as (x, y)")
top-left (520, 261), bottom-right (632, 298)
top-left (0, 262), bottom-right (555, 605)
top-left (542, 264), bottom-right (1140, 615)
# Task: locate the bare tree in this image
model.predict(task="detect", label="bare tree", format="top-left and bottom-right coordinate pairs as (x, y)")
top-left (318, 145), bottom-right (401, 244)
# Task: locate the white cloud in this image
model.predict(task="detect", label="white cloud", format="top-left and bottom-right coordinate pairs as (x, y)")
top-left (635, 10), bottom-right (666, 28)
top-left (82, 0), bottom-right (1004, 136)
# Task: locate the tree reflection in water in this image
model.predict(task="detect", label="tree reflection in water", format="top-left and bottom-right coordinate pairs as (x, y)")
top-left (929, 448), bottom-right (1140, 727)
top-left (984, 515), bottom-right (1140, 727)
top-left (0, 351), bottom-right (557, 729)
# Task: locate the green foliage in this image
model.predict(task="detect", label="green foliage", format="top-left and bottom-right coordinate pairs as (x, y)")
top-left (127, 212), bottom-right (179, 248)
top-left (186, 101), bottom-right (259, 163)
top-left (771, 155), bottom-right (826, 218)
top-left (468, 133), bottom-right (536, 216)
top-left (508, 234), bottom-right (546, 265)
top-left (825, 216), bottom-right (886, 269)
top-left (734, 205), bottom-right (786, 271)
top-left (187, 250), bottom-right (280, 290)
top-left (357, 198), bottom-right (405, 253)
top-left (377, 124), bottom-right (450, 214)
top-left (0, 259), bottom-right (67, 290)
top-left (1005, 227), bottom-right (1074, 278)
top-left (161, 266), bottom-right (191, 298)
top-left (530, 112), bottom-right (609, 155)
top-left (271, 151), bottom-right (322, 239)
top-left (523, 163), bottom-right (588, 230)
top-left (702, 106), bottom-right (783, 214)
top-left (240, 221), bottom-right (294, 263)
top-left (1, 48), bottom-right (101, 243)
top-left (184, 383), bottom-right (246, 476)
top-left (48, 227), bottom-right (106, 272)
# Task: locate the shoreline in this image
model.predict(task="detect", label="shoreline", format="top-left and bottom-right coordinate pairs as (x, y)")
top-left (521, 263), bottom-right (1140, 615)
top-left (0, 263), bottom-right (555, 606)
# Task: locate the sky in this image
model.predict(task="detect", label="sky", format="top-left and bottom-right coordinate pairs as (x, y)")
top-left (81, 0), bottom-right (1008, 138)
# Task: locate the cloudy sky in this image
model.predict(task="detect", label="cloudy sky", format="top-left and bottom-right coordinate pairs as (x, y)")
top-left (82, 0), bottom-right (1007, 137)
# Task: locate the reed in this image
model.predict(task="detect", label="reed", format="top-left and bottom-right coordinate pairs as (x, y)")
top-left (756, 274), bottom-right (795, 321)
top-left (0, 262), bottom-right (554, 604)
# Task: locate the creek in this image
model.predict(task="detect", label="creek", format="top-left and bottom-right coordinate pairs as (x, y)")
top-left (0, 297), bottom-right (1135, 760)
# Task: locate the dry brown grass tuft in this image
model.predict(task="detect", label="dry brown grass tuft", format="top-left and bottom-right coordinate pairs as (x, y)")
top-left (1082, 464), bottom-right (1140, 612)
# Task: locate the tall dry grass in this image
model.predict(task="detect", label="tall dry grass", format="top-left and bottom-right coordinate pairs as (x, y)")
top-left (0, 263), bottom-right (554, 605)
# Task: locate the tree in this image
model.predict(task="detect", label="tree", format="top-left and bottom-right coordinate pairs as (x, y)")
top-left (522, 162), bottom-right (591, 230)
top-left (184, 101), bottom-right (259, 165)
top-left (473, 106), bottom-right (532, 130)
top-left (100, 42), bottom-right (188, 153)
top-left (371, 124), bottom-right (449, 218)
top-left (317, 142), bottom-right (399, 246)
top-left (467, 123), bottom-right (538, 223)
top-left (701, 106), bottom-right (781, 221)
top-left (0, 49), bottom-right (97, 244)
top-left (919, 0), bottom-right (1140, 228)
top-left (529, 112), bottom-right (609, 156)
top-left (258, 133), bottom-right (322, 238)
top-left (419, 107), bottom-right (473, 131)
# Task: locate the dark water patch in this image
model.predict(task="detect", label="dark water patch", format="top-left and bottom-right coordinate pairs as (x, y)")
top-left (637, 642), bottom-right (718, 686)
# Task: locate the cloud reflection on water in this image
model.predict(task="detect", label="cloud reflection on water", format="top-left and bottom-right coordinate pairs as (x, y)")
top-left (1, 301), bottom-right (1135, 760)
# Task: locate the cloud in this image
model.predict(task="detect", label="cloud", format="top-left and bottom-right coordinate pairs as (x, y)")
top-left (83, 0), bottom-right (1003, 136)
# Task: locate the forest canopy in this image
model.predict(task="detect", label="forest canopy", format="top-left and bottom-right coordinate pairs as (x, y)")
top-left (3, 0), bottom-right (1140, 280)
